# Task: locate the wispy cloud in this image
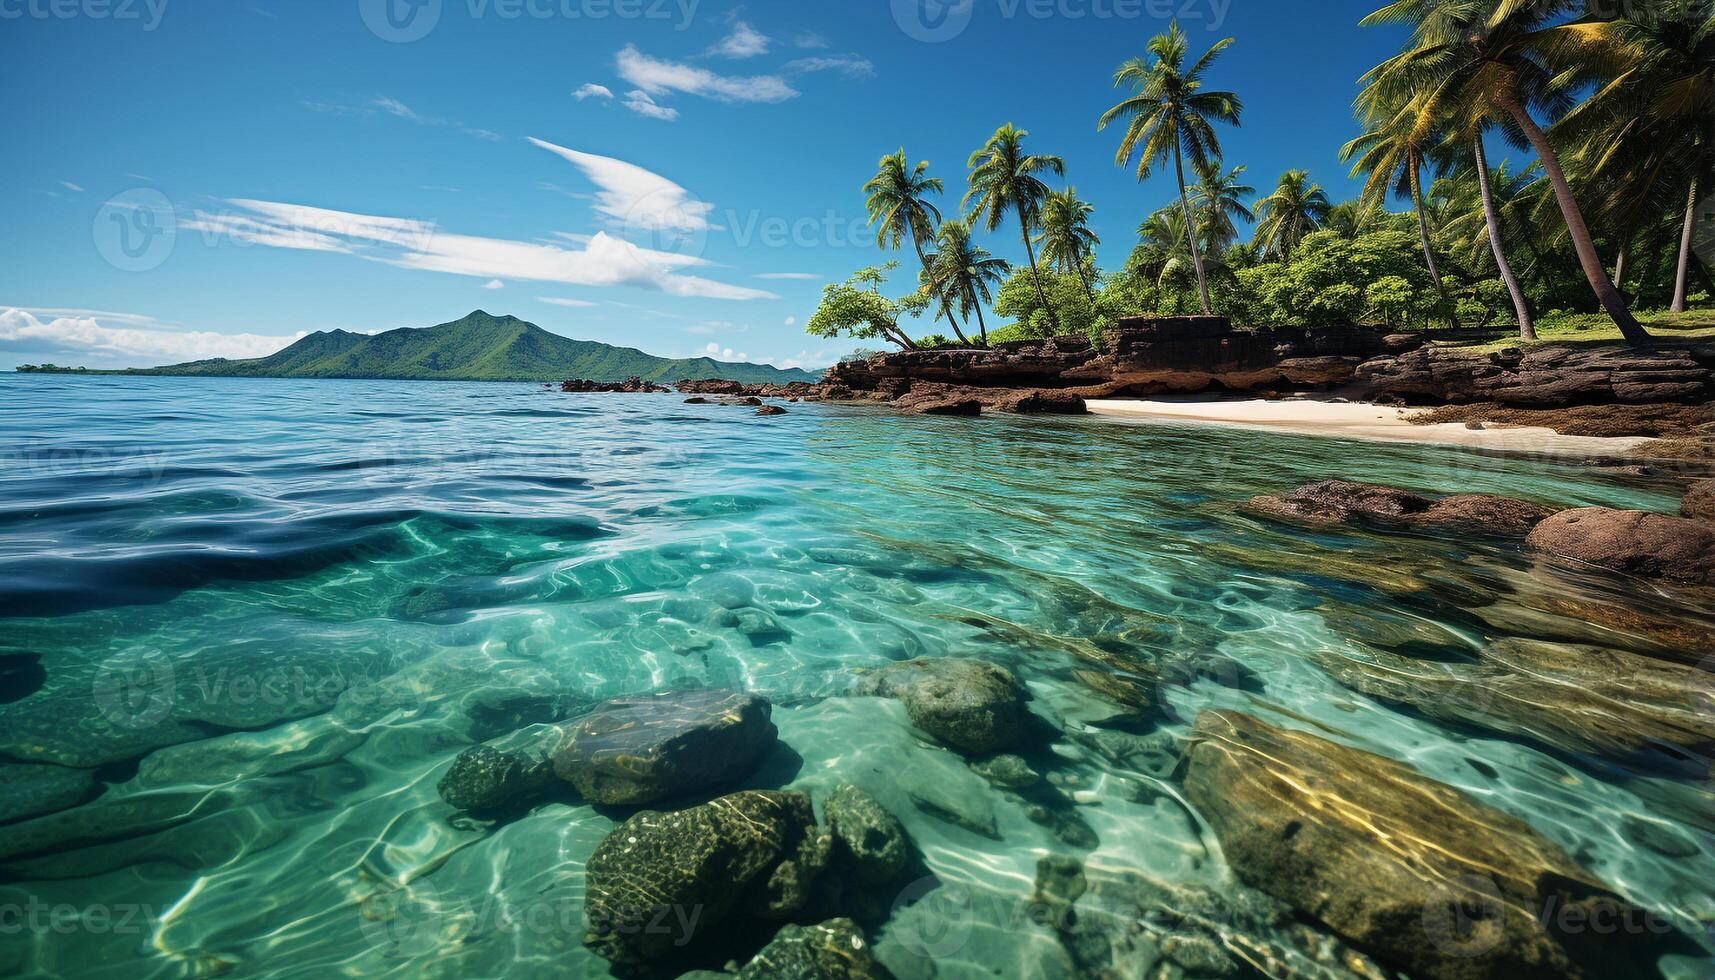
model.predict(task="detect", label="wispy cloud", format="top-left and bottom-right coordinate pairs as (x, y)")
top-left (482, 279), bottom-right (505, 289)
top-left (783, 55), bottom-right (874, 80)
top-left (303, 95), bottom-right (502, 141)
top-left (684, 320), bottom-right (746, 335)
top-left (616, 44), bottom-right (797, 104)
top-left (755, 272), bottom-right (821, 280)
top-left (709, 22), bottom-right (769, 59)
top-left (621, 90), bottom-right (679, 122)
top-left (0, 308), bottom-right (302, 365)
top-left (537, 297), bottom-right (597, 307)
top-left (528, 137), bottom-right (711, 232)
top-left (187, 198), bottom-right (775, 302)
top-left (58, 181), bottom-right (84, 193)
top-left (794, 32), bottom-right (828, 49)
top-left (573, 83), bottom-right (614, 101)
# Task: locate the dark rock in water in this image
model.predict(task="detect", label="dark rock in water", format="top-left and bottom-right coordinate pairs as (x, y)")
top-left (436, 745), bottom-right (555, 812)
top-left (561, 376), bottom-right (670, 393)
top-left (731, 918), bottom-right (892, 979)
top-left (756, 405), bottom-right (788, 416)
top-left (582, 790), bottom-right (821, 966)
top-left (899, 393), bottom-right (982, 417)
top-left (0, 762), bottom-right (96, 825)
top-left (1242, 479), bottom-right (1554, 538)
top-left (992, 388), bottom-right (1088, 415)
top-left (824, 785), bottom-right (908, 885)
top-left (853, 658), bottom-right (1034, 754)
top-left (969, 753), bottom-right (1040, 789)
top-left (685, 396), bottom-right (711, 404)
top-left (552, 689), bottom-right (777, 805)
top-left (1526, 507), bottom-right (1715, 585)
top-left (1684, 480), bottom-right (1715, 522)
top-left (1184, 709), bottom-right (1682, 980)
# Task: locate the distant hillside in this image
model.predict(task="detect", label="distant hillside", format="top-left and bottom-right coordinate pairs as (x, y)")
top-left (22, 311), bottom-right (821, 384)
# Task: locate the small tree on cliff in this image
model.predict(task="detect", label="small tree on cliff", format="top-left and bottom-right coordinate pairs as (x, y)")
top-left (806, 264), bottom-right (926, 351)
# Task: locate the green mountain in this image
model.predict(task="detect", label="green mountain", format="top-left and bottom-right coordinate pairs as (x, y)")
top-left (50, 311), bottom-right (820, 384)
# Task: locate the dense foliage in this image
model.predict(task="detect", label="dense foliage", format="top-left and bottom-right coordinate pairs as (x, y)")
top-left (813, 1), bottom-right (1712, 350)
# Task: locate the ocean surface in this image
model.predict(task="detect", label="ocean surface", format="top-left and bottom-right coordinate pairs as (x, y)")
top-left (1, 373), bottom-right (1712, 978)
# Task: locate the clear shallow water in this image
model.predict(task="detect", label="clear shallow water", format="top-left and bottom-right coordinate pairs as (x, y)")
top-left (0, 373), bottom-right (1712, 978)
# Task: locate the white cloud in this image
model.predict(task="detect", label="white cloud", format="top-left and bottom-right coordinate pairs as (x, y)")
top-left (59, 181), bottom-right (84, 193)
top-left (704, 342), bottom-right (749, 361)
top-left (193, 198), bottom-right (777, 302)
top-left (684, 320), bottom-right (746, 335)
top-left (573, 83), bottom-right (615, 101)
top-left (482, 279), bottom-right (505, 289)
top-left (784, 316), bottom-right (797, 327)
top-left (783, 55), bottom-right (875, 79)
top-left (305, 95), bottom-right (502, 141)
top-left (620, 90), bottom-right (680, 122)
top-left (537, 297), bottom-right (597, 307)
top-left (528, 137), bottom-right (710, 232)
top-left (756, 272), bottom-right (821, 280)
top-left (794, 32), bottom-right (828, 49)
top-left (778, 349), bottom-right (835, 371)
top-left (710, 22), bottom-right (770, 59)
top-left (0, 308), bottom-right (302, 365)
top-left (616, 45), bottom-right (797, 103)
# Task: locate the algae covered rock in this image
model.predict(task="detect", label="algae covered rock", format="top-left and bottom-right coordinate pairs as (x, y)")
top-left (734, 918), bottom-right (892, 979)
top-left (1183, 709), bottom-right (1681, 980)
top-left (853, 658), bottom-right (1034, 754)
top-left (1242, 479), bottom-right (1553, 538)
top-left (0, 762), bottom-right (96, 825)
top-left (552, 689), bottom-right (777, 805)
top-left (437, 745), bottom-right (555, 812)
top-left (823, 785), bottom-right (908, 885)
top-left (582, 790), bottom-right (820, 966)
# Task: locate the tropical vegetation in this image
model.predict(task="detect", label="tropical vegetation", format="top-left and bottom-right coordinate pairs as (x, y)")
top-left (809, 2), bottom-right (1712, 352)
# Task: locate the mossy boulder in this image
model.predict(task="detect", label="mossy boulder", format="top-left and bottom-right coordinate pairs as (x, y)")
top-left (1242, 479), bottom-right (1554, 538)
top-left (823, 785), bottom-right (908, 885)
top-left (853, 659), bottom-right (1034, 754)
top-left (1184, 709), bottom-right (1679, 980)
top-left (552, 689), bottom-right (777, 805)
top-left (436, 745), bottom-right (555, 812)
top-left (732, 918), bottom-right (892, 979)
top-left (582, 790), bottom-right (823, 967)
top-left (1526, 507), bottom-right (1715, 585)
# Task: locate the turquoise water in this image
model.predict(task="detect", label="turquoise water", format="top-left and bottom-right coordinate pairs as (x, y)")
top-left (1, 373), bottom-right (1712, 978)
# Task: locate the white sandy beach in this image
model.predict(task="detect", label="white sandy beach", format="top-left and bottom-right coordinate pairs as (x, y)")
top-left (1085, 395), bottom-right (1656, 457)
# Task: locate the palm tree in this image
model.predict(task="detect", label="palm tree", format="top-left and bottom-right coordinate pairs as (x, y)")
top-left (1036, 187), bottom-right (1101, 300)
top-left (1438, 156), bottom-right (1540, 337)
top-left (865, 149), bottom-right (968, 344)
top-left (1341, 89), bottom-right (1456, 306)
top-left (1325, 200), bottom-right (1381, 238)
top-left (965, 124), bottom-right (1067, 335)
top-left (1251, 170), bottom-right (1331, 263)
top-left (1359, 0), bottom-right (1649, 342)
top-left (1099, 21), bottom-right (1242, 315)
top-left (1552, 5), bottom-right (1713, 314)
top-left (1191, 160), bottom-right (1255, 253)
top-left (930, 220), bottom-right (1012, 346)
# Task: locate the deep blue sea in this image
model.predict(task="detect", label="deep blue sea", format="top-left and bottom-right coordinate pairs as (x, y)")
top-left (1, 373), bottom-right (1712, 978)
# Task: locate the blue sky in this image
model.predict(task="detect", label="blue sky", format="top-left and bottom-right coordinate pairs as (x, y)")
top-left (1, 0), bottom-right (1411, 370)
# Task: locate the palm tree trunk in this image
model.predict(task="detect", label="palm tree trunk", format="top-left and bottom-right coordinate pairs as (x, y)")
top-left (1612, 242), bottom-right (1627, 288)
top-left (1673, 176), bottom-right (1696, 314)
top-left (975, 301), bottom-right (989, 347)
top-left (1019, 203), bottom-right (1062, 336)
top-left (914, 239), bottom-right (970, 346)
top-left (1173, 140), bottom-right (1213, 314)
top-left (1499, 94), bottom-right (1648, 343)
top-left (1409, 165), bottom-right (1448, 298)
top-left (1073, 258), bottom-right (1096, 302)
top-left (1474, 135), bottom-right (1534, 340)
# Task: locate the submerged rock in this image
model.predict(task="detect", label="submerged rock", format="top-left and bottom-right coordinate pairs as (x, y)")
top-left (1183, 709), bottom-right (1680, 980)
top-left (552, 689), bottom-right (777, 806)
top-left (1242, 479), bottom-right (1554, 538)
top-left (823, 785), bottom-right (908, 885)
top-left (1312, 637), bottom-right (1715, 773)
top-left (1526, 507), bottom-right (1715, 585)
top-left (1685, 480), bottom-right (1715, 522)
top-left (731, 918), bottom-right (892, 979)
top-left (0, 762), bottom-right (96, 825)
top-left (582, 790), bottom-right (821, 966)
top-left (852, 658), bottom-right (1034, 754)
top-left (756, 405), bottom-right (788, 416)
top-left (437, 744), bottom-right (555, 812)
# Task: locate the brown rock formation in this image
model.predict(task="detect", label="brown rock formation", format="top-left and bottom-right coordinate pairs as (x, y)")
top-left (1358, 343), bottom-right (1715, 406)
top-left (1242, 480), bottom-right (1555, 538)
top-left (1526, 507), bottom-right (1715, 585)
top-left (1685, 480), bottom-right (1715, 522)
top-left (561, 376), bottom-right (670, 393)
